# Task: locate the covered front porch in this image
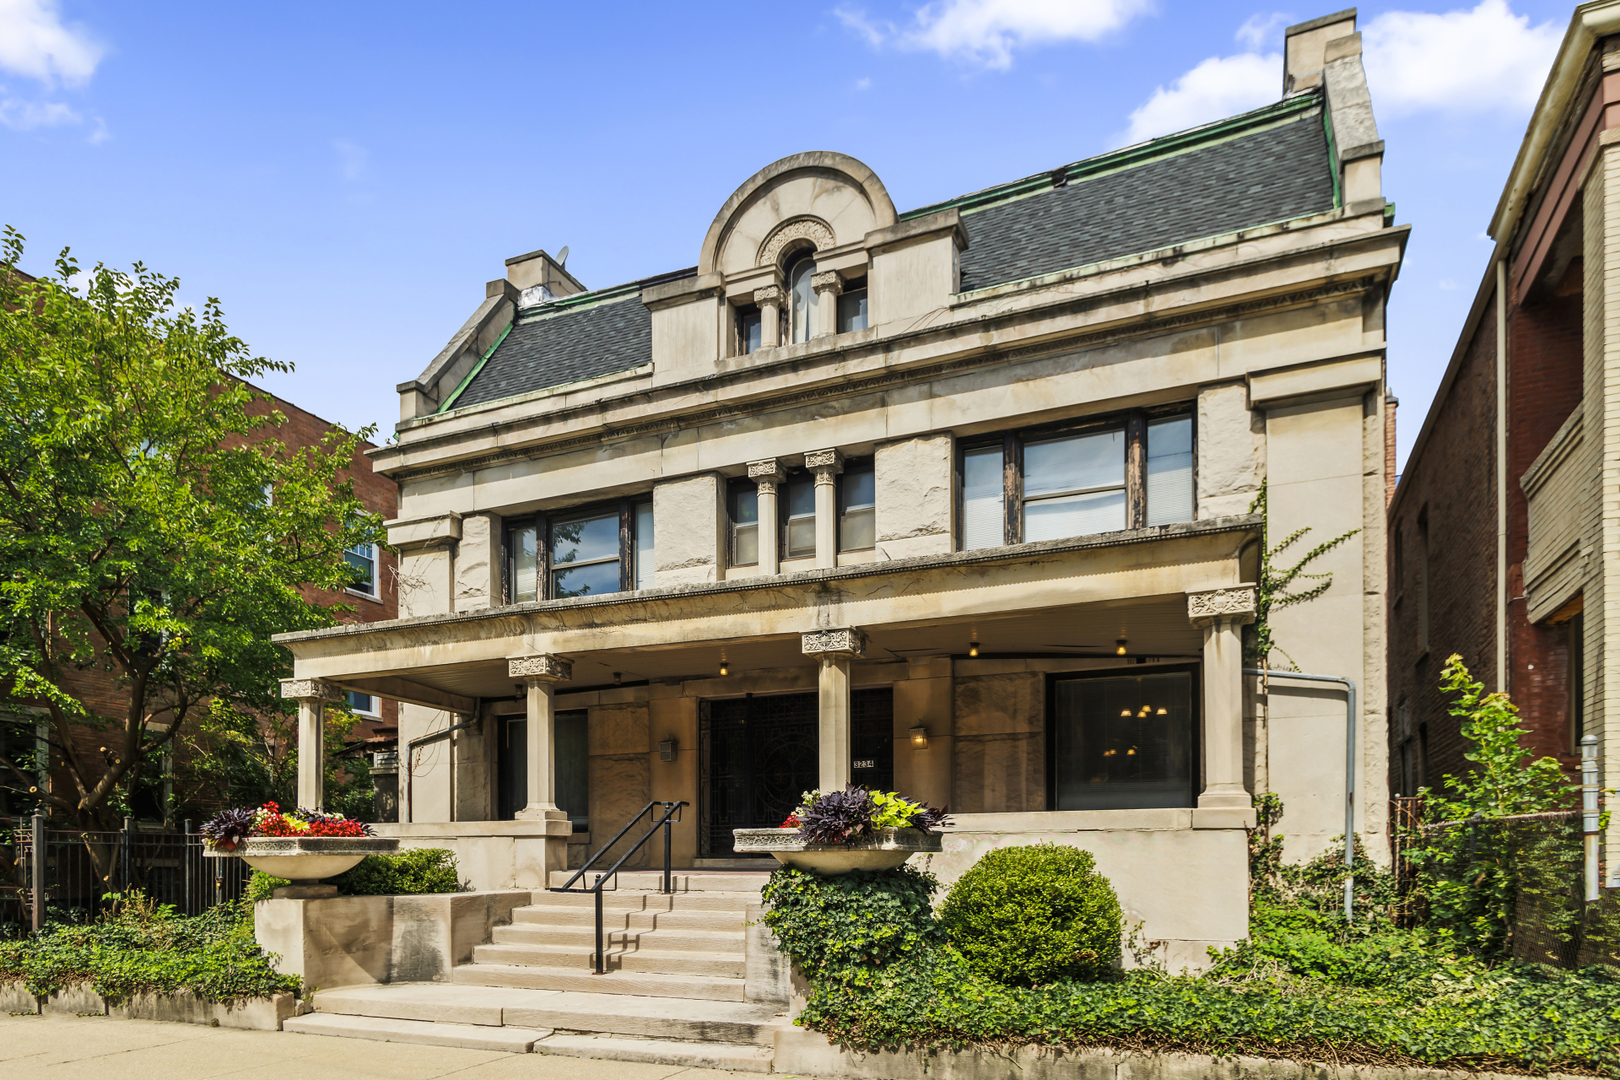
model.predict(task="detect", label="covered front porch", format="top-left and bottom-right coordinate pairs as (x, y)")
top-left (275, 517), bottom-right (1261, 965)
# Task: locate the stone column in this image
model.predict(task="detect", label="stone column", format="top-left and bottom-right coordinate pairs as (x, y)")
top-left (812, 271), bottom-right (842, 337)
top-left (803, 628), bottom-right (866, 792)
top-left (508, 655), bottom-right (573, 820)
top-left (1188, 586), bottom-right (1257, 820)
top-left (806, 448), bottom-right (843, 570)
top-left (280, 678), bottom-right (343, 811)
top-left (748, 458), bottom-right (785, 575)
top-left (755, 286), bottom-right (783, 349)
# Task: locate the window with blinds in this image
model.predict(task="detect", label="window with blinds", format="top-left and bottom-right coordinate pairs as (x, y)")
top-left (959, 408), bottom-right (1194, 549)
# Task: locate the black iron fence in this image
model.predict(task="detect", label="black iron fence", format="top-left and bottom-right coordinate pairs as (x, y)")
top-left (1, 815), bottom-right (249, 934)
top-left (1390, 797), bottom-right (1619, 968)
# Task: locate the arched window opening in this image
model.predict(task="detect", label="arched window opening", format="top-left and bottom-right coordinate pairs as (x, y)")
top-left (788, 253), bottom-right (817, 344)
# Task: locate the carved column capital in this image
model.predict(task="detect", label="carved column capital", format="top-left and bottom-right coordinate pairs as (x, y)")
top-left (753, 285), bottom-right (784, 308)
top-left (747, 458), bottom-right (785, 485)
top-left (805, 448), bottom-right (843, 484)
top-left (1187, 585), bottom-right (1259, 627)
top-left (279, 678), bottom-right (343, 702)
top-left (802, 627), bottom-right (867, 659)
top-left (811, 270), bottom-right (843, 296)
top-left (508, 654), bottom-right (573, 684)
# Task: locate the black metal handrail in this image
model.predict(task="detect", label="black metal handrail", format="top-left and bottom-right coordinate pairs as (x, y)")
top-left (549, 800), bottom-right (686, 974)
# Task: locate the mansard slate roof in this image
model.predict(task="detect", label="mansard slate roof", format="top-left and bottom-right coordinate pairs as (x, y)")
top-left (443, 92), bottom-right (1335, 413)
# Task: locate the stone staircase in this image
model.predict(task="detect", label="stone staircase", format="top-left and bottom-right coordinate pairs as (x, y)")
top-left (283, 870), bottom-right (790, 1069)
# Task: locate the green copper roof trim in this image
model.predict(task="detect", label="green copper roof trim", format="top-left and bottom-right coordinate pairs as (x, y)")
top-left (900, 91), bottom-right (1325, 222)
top-left (436, 321), bottom-right (512, 414)
top-left (1322, 96), bottom-right (1342, 209)
top-left (520, 279), bottom-right (644, 319)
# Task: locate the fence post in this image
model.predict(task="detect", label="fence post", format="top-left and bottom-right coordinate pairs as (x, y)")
top-left (119, 815), bottom-right (133, 897)
top-left (1582, 734), bottom-right (1600, 903)
top-left (182, 819), bottom-right (194, 916)
top-left (30, 812), bottom-right (46, 933)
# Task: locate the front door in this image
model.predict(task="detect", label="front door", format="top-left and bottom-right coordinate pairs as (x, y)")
top-left (699, 689), bottom-right (893, 857)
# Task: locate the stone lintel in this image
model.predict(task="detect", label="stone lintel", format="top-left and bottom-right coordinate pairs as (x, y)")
top-left (279, 678), bottom-right (344, 702)
top-left (802, 627), bottom-right (866, 658)
top-left (507, 655), bottom-right (574, 683)
top-left (1187, 585), bottom-right (1258, 627)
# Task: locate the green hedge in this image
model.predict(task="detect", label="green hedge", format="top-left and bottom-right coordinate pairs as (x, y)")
top-left (761, 865), bottom-right (943, 976)
top-left (244, 847), bottom-right (465, 902)
top-left (0, 895), bottom-right (298, 1002)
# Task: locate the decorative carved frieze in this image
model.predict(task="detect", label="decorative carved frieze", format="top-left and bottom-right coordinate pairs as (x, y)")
top-left (507, 655), bottom-right (574, 683)
top-left (1187, 585), bottom-right (1259, 626)
top-left (811, 270), bottom-right (843, 296)
top-left (758, 217), bottom-right (835, 268)
top-left (753, 285), bottom-right (784, 308)
top-left (279, 678), bottom-right (343, 702)
top-left (801, 627), bottom-right (867, 658)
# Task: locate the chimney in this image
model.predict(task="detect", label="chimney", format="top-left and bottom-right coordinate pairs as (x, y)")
top-left (1284, 8), bottom-right (1358, 95)
top-left (504, 248), bottom-right (586, 301)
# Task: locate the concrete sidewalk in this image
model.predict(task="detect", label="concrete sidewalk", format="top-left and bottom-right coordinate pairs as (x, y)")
top-left (0, 1014), bottom-right (753, 1080)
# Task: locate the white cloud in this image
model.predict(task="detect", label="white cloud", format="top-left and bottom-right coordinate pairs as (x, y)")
top-left (838, 0), bottom-right (1154, 70)
top-left (1362, 0), bottom-right (1561, 116)
top-left (1235, 12), bottom-right (1288, 51)
top-left (332, 139), bottom-right (368, 183)
top-left (854, 76), bottom-right (873, 91)
top-left (0, 0), bottom-right (104, 88)
top-left (0, 94), bottom-right (77, 129)
top-left (1116, 51), bottom-right (1278, 146)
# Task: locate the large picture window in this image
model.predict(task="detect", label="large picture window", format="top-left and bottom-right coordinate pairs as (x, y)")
top-left (505, 498), bottom-right (653, 603)
top-left (959, 409), bottom-right (1193, 550)
top-left (1050, 669), bottom-right (1195, 811)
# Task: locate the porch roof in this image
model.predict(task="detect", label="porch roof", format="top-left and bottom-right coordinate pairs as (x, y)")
top-left (275, 515), bottom-right (1259, 709)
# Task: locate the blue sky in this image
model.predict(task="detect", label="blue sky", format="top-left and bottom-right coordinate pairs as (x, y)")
top-left (0, 0), bottom-right (1575, 465)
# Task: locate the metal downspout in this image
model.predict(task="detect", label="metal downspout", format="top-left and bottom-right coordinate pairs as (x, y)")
top-left (1245, 668), bottom-right (1358, 921)
top-left (1497, 258), bottom-right (1509, 692)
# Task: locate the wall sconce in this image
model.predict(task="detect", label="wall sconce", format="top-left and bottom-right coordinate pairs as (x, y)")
top-left (1115, 639), bottom-right (1128, 656)
top-left (968, 632), bottom-right (980, 658)
top-left (719, 649), bottom-right (729, 677)
top-left (909, 725), bottom-right (929, 749)
top-left (659, 738), bottom-right (678, 762)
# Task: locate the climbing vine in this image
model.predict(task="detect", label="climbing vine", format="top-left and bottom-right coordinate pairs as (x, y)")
top-left (1247, 482), bottom-right (1359, 669)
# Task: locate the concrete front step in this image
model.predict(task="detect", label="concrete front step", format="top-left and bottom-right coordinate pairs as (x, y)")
top-left (455, 961), bottom-right (749, 1000)
top-left (535, 1033), bottom-right (775, 1072)
top-left (312, 983), bottom-right (787, 1045)
top-left (492, 922), bottom-right (745, 952)
top-left (549, 870), bottom-right (769, 892)
top-left (513, 905), bottom-right (748, 932)
top-left (472, 942), bottom-right (746, 978)
top-left (284, 1011), bottom-right (550, 1053)
top-left (530, 889), bottom-right (761, 912)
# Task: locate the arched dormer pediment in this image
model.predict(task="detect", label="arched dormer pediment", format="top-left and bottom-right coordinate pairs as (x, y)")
top-left (698, 152), bottom-right (897, 277)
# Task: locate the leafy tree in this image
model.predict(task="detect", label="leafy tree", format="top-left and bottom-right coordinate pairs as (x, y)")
top-left (1405, 655), bottom-right (1578, 956)
top-left (0, 228), bottom-right (383, 853)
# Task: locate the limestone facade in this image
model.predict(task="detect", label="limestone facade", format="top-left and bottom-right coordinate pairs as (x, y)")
top-left (275, 13), bottom-right (1399, 965)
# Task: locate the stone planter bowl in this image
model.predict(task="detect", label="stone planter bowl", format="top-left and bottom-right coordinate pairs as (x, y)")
top-left (732, 826), bottom-right (942, 876)
top-left (205, 836), bottom-right (398, 897)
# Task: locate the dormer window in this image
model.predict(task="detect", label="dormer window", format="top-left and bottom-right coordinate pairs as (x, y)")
top-left (788, 253), bottom-right (818, 344)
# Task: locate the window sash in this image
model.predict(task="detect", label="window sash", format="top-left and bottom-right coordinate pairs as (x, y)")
top-left (507, 498), bottom-right (654, 603)
top-left (344, 543), bottom-right (378, 596)
top-left (730, 483), bottom-right (759, 567)
top-left (839, 461), bottom-right (876, 552)
top-left (783, 475), bottom-right (817, 559)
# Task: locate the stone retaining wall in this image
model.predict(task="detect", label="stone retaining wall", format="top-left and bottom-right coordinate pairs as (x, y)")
top-left (2, 981), bottom-right (298, 1030)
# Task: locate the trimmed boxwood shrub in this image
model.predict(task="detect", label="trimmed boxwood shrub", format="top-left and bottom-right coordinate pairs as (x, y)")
top-left (244, 847), bottom-right (466, 902)
top-left (939, 843), bottom-right (1121, 985)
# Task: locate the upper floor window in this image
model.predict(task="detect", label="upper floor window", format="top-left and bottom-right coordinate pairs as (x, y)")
top-left (345, 542), bottom-right (379, 597)
top-left (737, 307), bottom-right (762, 355)
top-left (506, 498), bottom-right (654, 603)
top-left (959, 409), bottom-right (1194, 550)
top-left (784, 472), bottom-right (817, 559)
top-left (837, 286), bottom-right (868, 333)
top-left (788, 253), bottom-right (818, 344)
top-left (839, 459), bottom-right (875, 552)
top-left (345, 690), bottom-right (379, 717)
top-left (729, 481), bottom-right (759, 566)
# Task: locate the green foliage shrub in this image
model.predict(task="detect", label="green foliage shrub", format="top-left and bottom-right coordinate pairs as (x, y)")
top-left (244, 847), bottom-right (465, 902)
top-left (938, 844), bottom-right (1122, 985)
top-left (0, 893), bottom-right (298, 1001)
top-left (761, 865), bottom-right (944, 976)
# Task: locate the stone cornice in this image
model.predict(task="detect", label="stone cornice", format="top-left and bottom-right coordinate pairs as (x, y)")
top-left (279, 678), bottom-right (344, 701)
top-left (380, 267), bottom-right (1386, 486)
top-left (508, 655), bottom-right (573, 683)
top-left (1187, 585), bottom-right (1258, 626)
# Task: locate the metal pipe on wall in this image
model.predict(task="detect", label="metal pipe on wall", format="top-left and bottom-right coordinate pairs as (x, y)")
top-left (1245, 668), bottom-right (1358, 921)
top-left (1496, 258), bottom-right (1508, 693)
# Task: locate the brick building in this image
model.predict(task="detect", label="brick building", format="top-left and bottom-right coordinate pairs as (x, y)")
top-left (1389, 0), bottom-right (1619, 883)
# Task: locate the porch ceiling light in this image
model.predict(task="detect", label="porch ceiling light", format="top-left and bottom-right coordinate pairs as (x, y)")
top-left (969, 631), bottom-right (980, 658)
top-left (909, 725), bottom-right (928, 748)
top-left (719, 650), bottom-right (730, 677)
top-left (1115, 639), bottom-right (1128, 656)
